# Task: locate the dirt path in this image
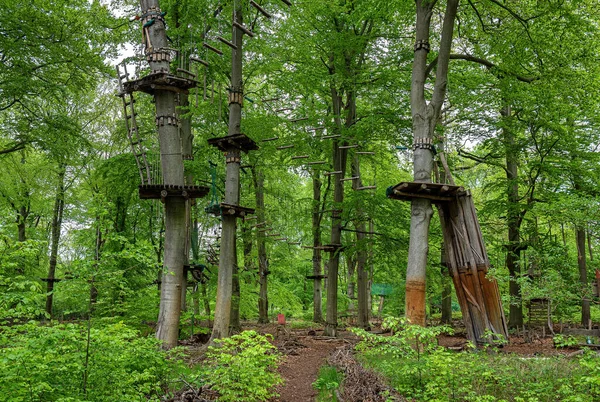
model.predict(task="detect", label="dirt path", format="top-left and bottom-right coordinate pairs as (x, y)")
top-left (275, 336), bottom-right (346, 402)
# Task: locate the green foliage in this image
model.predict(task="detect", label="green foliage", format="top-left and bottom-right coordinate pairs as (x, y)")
top-left (313, 365), bottom-right (343, 402)
top-left (0, 321), bottom-right (181, 401)
top-left (553, 334), bottom-right (579, 348)
top-left (354, 319), bottom-right (600, 401)
top-left (205, 330), bottom-right (283, 402)
top-left (0, 233), bottom-right (48, 321)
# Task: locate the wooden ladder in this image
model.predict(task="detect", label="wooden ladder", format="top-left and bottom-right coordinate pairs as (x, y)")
top-left (117, 64), bottom-right (152, 185)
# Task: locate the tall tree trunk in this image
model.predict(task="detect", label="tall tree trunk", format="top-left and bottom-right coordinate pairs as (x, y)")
top-left (406, 0), bottom-right (459, 326)
top-left (503, 105), bottom-right (523, 328)
top-left (351, 156), bottom-right (369, 329)
top-left (368, 219), bottom-right (374, 315)
top-left (17, 206), bottom-right (27, 243)
top-left (252, 168), bottom-right (269, 324)
top-left (311, 173), bottom-right (324, 323)
top-left (46, 165), bottom-right (66, 317)
top-left (211, 0), bottom-right (244, 341)
top-left (140, 0), bottom-right (187, 348)
top-left (577, 227), bottom-right (591, 326)
top-left (173, 1), bottom-right (195, 313)
top-left (90, 215), bottom-right (103, 310)
top-left (587, 230), bottom-right (594, 261)
top-left (347, 255), bottom-right (356, 311)
top-left (324, 89), bottom-right (350, 337)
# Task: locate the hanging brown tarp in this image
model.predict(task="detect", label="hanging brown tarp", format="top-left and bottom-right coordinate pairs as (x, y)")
top-left (387, 182), bottom-right (508, 344)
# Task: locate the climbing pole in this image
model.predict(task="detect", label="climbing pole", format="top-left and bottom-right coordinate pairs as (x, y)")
top-left (117, 65), bottom-right (152, 185)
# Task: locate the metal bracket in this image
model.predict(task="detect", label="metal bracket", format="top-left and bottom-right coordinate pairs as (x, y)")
top-left (414, 40), bottom-right (430, 52)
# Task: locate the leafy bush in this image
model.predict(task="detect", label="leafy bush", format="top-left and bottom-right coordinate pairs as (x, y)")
top-left (205, 330), bottom-right (282, 401)
top-left (353, 317), bottom-right (600, 401)
top-left (313, 365), bottom-right (343, 402)
top-left (553, 334), bottom-right (579, 348)
top-left (0, 321), bottom-right (181, 401)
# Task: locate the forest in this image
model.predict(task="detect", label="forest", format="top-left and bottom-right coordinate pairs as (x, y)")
top-left (1, 0), bottom-right (600, 401)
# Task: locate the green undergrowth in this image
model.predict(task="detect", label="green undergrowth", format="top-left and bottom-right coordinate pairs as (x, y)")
top-left (202, 330), bottom-right (283, 401)
top-left (353, 317), bottom-right (600, 402)
top-left (172, 330), bottom-right (283, 402)
top-left (313, 365), bottom-right (344, 402)
top-left (0, 321), bottom-right (183, 402)
top-left (0, 322), bottom-right (284, 402)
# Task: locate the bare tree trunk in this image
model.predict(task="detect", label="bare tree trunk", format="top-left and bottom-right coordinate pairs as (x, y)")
top-left (324, 92), bottom-right (349, 336)
top-left (503, 105), bottom-right (523, 328)
top-left (406, 0), bottom-right (459, 326)
top-left (577, 227), bottom-right (591, 326)
top-left (252, 168), bottom-right (269, 324)
top-left (351, 156), bottom-right (369, 329)
top-left (211, 0), bottom-right (244, 341)
top-left (588, 230), bottom-right (594, 261)
top-left (139, 0), bottom-right (187, 348)
top-left (312, 173), bottom-right (324, 323)
top-left (90, 216), bottom-right (103, 310)
top-left (367, 219), bottom-right (374, 316)
top-left (46, 165), bottom-right (66, 317)
top-left (347, 255), bottom-right (356, 311)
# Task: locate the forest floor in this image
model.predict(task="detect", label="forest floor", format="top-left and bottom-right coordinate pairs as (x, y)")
top-left (179, 321), bottom-right (587, 402)
top-left (246, 323), bottom-right (358, 402)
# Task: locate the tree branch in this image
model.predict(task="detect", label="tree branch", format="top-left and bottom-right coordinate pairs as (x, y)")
top-left (426, 53), bottom-right (539, 83)
top-left (0, 141), bottom-right (27, 156)
top-left (458, 148), bottom-right (509, 174)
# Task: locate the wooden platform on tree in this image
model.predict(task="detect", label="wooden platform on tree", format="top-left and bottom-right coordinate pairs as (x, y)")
top-left (207, 133), bottom-right (259, 153)
top-left (386, 181), bottom-right (466, 203)
top-left (139, 184), bottom-right (209, 200)
top-left (315, 244), bottom-right (343, 252)
top-left (306, 275), bottom-right (327, 280)
top-left (121, 72), bottom-right (197, 95)
top-left (219, 203), bottom-right (255, 218)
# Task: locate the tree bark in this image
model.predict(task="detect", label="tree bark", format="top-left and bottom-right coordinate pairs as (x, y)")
top-left (587, 230), bottom-right (594, 261)
top-left (347, 255), bottom-right (356, 311)
top-left (311, 173), bottom-right (324, 323)
top-left (351, 156), bottom-right (369, 329)
top-left (368, 219), bottom-right (374, 315)
top-left (503, 105), bottom-right (523, 328)
top-left (211, 0), bottom-right (244, 341)
top-left (46, 164), bottom-right (66, 317)
top-left (324, 88), bottom-right (350, 337)
top-left (406, 0), bottom-right (459, 326)
top-left (140, 0), bottom-right (187, 348)
top-left (577, 227), bottom-right (591, 326)
top-left (252, 168), bottom-right (269, 324)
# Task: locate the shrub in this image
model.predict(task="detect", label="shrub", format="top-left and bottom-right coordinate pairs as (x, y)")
top-left (313, 365), bottom-right (343, 402)
top-left (353, 317), bottom-right (600, 401)
top-left (205, 330), bottom-right (282, 401)
top-left (0, 321), bottom-right (181, 401)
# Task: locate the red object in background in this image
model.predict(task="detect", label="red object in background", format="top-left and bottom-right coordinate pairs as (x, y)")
top-left (277, 313), bottom-right (286, 325)
top-left (595, 269), bottom-right (600, 279)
